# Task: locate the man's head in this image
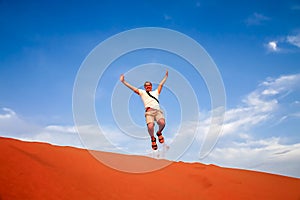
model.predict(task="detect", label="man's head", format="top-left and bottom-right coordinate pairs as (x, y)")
top-left (144, 81), bottom-right (152, 92)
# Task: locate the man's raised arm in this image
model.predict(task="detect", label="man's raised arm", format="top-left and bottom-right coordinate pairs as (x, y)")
top-left (120, 74), bottom-right (140, 95)
top-left (158, 70), bottom-right (168, 94)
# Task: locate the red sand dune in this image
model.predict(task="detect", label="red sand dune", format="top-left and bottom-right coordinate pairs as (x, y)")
top-left (1, 137), bottom-right (300, 200)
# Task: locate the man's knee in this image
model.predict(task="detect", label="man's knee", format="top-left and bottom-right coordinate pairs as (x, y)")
top-left (158, 118), bottom-right (165, 126)
top-left (147, 122), bottom-right (155, 130)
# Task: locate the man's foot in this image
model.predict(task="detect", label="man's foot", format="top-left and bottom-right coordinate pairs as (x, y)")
top-left (156, 131), bottom-right (164, 143)
top-left (151, 137), bottom-right (158, 150)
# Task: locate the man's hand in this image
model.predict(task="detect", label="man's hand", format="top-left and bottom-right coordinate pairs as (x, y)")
top-left (158, 69), bottom-right (168, 94)
top-left (119, 74), bottom-right (140, 95)
top-left (120, 74), bottom-right (125, 82)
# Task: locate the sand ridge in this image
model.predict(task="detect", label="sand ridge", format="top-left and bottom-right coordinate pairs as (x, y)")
top-left (1, 137), bottom-right (300, 200)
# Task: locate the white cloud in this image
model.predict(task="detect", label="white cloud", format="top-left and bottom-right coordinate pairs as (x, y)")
top-left (277, 112), bottom-right (300, 124)
top-left (261, 74), bottom-right (300, 91)
top-left (266, 33), bottom-right (300, 53)
top-left (201, 137), bottom-right (300, 177)
top-left (290, 5), bottom-right (300, 11)
top-left (0, 107), bottom-right (16, 119)
top-left (265, 40), bottom-right (284, 53)
top-left (164, 14), bottom-right (172, 20)
top-left (34, 125), bottom-right (83, 148)
top-left (0, 107), bottom-right (83, 148)
top-left (0, 107), bottom-right (40, 138)
top-left (294, 100), bottom-right (300, 104)
top-left (267, 41), bottom-right (279, 52)
top-left (245, 12), bottom-right (270, 26)
top-left (222, 74), bottom-right (300, 135)
top-left (287, 33), bottom-right (300, 48)
top-left (216, 75), bottom-right (297, 136)
top-left (44, 125), bottom-right (76, 134)
top-left (185, 74), bottom-right (300, 178)
top-left (262, 89), bottom-right (279, 95)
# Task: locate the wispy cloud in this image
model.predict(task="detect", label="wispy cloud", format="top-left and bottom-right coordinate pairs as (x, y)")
top-left (187, 74), bottom-right (300, 177)
top-left (0, 107), bottom-right (149, 153)
top-left (219, 74), bottom-right (299, 135)
top-left (265, 32), bottom-right (300, 53)
top-left (0, 108), bottom-right (16, 119)
top-left (287, 33), bottom-right (300, 48)
top-left (245, 12), bottom-right (270, 26)
top-left (195, 2), bottom-right (201, 7)
top-left (217, 74), bottom-right (300, 136)
top-left (0, 108), bottom-right (82, 148)
top-left (202, 137), bottom-right (300, 177)
top-left (290, 4), bottom-right (300, 11)
top-left (0, 107), bottom-right (40, 138)
top-left (164, 14), bottom-right (172, 20)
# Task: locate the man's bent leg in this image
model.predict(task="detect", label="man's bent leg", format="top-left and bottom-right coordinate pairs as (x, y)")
top-left (157, 118), bottom-right (165, 133)
top-left (156, 118), bottom-right (165, 144)
top-left (148, 122), bottom-right (158, 150)
top-left (147, 122), bottom-right (155, 137)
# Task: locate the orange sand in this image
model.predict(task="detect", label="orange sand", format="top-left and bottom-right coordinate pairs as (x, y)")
top-left (0, 137), bottom-right (300, 200)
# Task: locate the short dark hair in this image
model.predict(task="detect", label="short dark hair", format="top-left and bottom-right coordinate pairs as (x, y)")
top-left (144, 81), bottom-right (152, 86)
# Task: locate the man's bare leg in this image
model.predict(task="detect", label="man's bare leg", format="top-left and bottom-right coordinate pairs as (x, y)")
top-left (157, 118), bottom-right (165, 143)
top-left (147, 122), bottom-right (157, 150)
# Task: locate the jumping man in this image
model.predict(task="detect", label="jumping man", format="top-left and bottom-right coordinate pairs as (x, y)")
top-left (120, 70), bottom-right (168, 150)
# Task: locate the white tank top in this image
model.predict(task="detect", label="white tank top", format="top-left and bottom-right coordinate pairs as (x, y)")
top-left (138, 89), bottom-right (160, 110)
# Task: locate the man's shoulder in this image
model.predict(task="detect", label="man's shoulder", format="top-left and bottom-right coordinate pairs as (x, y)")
top-left (138, 89), bottom-right (146, 95)
top-left (152, 89), bottom-right (159, 94)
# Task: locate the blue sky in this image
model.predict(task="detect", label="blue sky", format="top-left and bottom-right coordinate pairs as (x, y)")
top-left (1, 0), bottom-right (300, 177)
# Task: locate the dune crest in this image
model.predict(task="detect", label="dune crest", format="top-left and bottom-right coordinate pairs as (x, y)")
top-left (1, 137), bottom-right (300, 200)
